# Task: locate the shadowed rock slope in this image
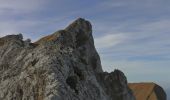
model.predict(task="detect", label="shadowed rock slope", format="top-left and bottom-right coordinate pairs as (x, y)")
top-left (0, 18), bottom-right (135, 100)
top-left (129, 83), bottom-right (167, 100)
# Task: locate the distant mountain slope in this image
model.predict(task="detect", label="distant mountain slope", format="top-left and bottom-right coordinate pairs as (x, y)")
top-left (129, 83), bottom-right (166, 100)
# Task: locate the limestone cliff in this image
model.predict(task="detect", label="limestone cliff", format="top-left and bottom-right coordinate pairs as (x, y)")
top-left (129, 83), bottom-right (167, 100)
top-left (0, 18), bottom-right (135, 100)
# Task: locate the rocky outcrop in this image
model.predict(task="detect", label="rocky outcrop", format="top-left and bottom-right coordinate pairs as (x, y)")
top-left (0, 18), bottom-right (135, 100)
top-left (129, 83), bottom-right (167, 100)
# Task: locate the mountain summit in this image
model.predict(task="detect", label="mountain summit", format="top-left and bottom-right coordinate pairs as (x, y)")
top-left (0, 18), bottom-right (166, 100)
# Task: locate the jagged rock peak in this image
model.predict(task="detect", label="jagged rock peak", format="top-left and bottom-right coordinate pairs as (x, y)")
top-left (0, 34), bottom-right (34, 48)
top-left (35, 18), bottom-right (93, 46)
top-left (34, 18), bottom-right (102, 72)
top-left (2, 33), bottom-right (23, 40)
top-left (0, 18), bottom-right (135, 100)
top-left (0, 34), bottom-right (23, 45)
top-left (65, 18), bottom-right (92, 34)
top-left (97, 69), bottom-right (134, 100)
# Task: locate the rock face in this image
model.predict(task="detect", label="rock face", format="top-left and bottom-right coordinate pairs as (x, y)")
top-left (0, 18), bottom-right (135, 100)
top-left (129, 83), bottom-right (167, 100)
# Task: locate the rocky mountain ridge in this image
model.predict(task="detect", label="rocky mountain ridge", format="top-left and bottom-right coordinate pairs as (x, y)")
top-left (0, 18), bottom-right (166, 100)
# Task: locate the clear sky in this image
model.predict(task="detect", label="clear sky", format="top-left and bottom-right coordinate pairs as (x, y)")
top-left (0, 0), bottom-right (169, 92)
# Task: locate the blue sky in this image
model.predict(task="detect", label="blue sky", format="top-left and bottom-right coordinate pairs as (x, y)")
top-left (0, 0), bottom-right (170, 91)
